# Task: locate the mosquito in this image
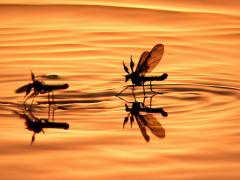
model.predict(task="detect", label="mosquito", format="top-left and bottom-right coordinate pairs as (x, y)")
top-left (15, 71), bottom-right (69, 108)
top-left (14, 109), bottom-right (69, 145)
top-left (122, 97), bottom-right (168, 142)
top-left (117, 44), bottom-right (168, 97)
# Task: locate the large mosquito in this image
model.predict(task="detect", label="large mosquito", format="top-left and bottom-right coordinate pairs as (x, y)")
top-left (118, 44), bottom-right (168, 96)
top-left (15, 71), bottom-right (69, 108)
top-left (122, 96), bottom-right (168, 142)
top-left (14, 109), bottom-right (69, 145)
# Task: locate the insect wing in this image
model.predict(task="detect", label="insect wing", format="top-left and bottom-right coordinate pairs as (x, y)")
top-left (15, 84), bottom-right (29, 93)
top-left (24, 91), bottom-right (38, 101)
top-left (15, 83), bottom-right (33, 94)
top-left (135, 115), bottom-right (150, 142)
top-left (136, 44), bottom-right (164, 76)
top-left (143, 114), bottom-right (165, 138)
top-left (41, 74), bottom-right (60, 80)
top-left (135, 51), bottom-right (150, 72)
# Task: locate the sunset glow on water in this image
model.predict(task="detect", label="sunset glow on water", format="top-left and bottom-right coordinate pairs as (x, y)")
top-left (0, 1), bottom-right (239, 179)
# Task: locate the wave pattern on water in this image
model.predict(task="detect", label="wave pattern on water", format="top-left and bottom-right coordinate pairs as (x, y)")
top-left (0, 2), bottom-right (239, 180)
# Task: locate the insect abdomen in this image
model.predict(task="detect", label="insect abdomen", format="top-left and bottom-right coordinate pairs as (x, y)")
top-left (141, 73), bottom-right (168, 81)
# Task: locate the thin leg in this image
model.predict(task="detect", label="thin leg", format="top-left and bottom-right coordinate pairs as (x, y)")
top-left (116, 86), bottom-right (130, 97)
top-left (150, 81), bottom-right (163, 94)
top-left (143, 94), bottom-right (146, 104)
top-left (52, 108), bottom-right (55, 122)
top-left (24, 92), bottom-right (34, 109)
top-left (23, 97), bottom-right (28, 108)
top-left (150, 93), bottom-right (157, 108)
top-left (23, 96), bottom-right (29, 110)
top-left (150, 81), bottom-right (153, 92)
top-left (48, 92), bottom-right (50, 104)
top-left (116, 95), bottom-right (130, 103)
top-left (150, 95), bottom-right (153, 108)
top-left (150, 73), bottom-right (168, 94)
top-left (142, 83), bottom-right (146, 97)
top-left (52, 92), bottom-right (55, 121)
top-left (132, 86), bottom-right (136, 101)
top-left (29, 93), bottom-right (37, 109)
top-left (48, 92), bottom-right (51, 120)
top-left (28, 107), bottom-right (35, 120)
top-left (52, 91), bottom-right (55, 104)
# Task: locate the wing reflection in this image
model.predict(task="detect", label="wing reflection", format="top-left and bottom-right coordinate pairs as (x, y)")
top-left (122, 94), bottom-right (168, 142)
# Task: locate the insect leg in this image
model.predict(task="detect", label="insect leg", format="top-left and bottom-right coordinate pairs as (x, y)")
top-left (116, 95), bottom-right (130, 103)
top-left (52, 91), bottom-right (55, 121)
top-left (48, 92), bottom-right (51, 120)
top-left (143, 94), bottom-right (146, 104)
top-left (132, 86), bottom-right (136, 101)
top-left (142, 83), bottom-right (146, 98)
top-left (116, 85), bottom-right (130, 97)
top-left (150, 81), bottom-right (163, 94)
top-left (142, 83), bottom-right (147, 104)
top-left (150, 95), bottom-right (153, 108)
top-left (24, 91), bottom-right (37, 109)
top-left (23, 94), bottom-right (31, 109)
top-left (150, 93), bottom-right (157, 108)
top-left (23, 92), bottom-right (33, 106)
top-left (150, 81), bottom-right (154, 92)
top-left (30, 95), bottom-right (35, 108)
top-left (29, 92), bottom-right (38, 109)
top-left (52, 91), bottom-right (55, 104)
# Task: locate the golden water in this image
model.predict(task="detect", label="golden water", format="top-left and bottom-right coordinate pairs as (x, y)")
top-left (0, 1), bottom-right (239, 179)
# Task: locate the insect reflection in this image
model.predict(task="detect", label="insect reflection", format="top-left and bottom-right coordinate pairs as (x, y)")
top-left (122, 94), bottom-right (168, 142)
top-left (13, 107), bottom-right (69, 145)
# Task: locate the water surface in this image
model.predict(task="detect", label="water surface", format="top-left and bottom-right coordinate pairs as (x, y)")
top-left (0, 1), bottom-right (239, 180)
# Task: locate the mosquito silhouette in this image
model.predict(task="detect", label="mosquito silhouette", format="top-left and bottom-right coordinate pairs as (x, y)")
top-left (117, 44), bottom-right (168, 96)
top-left (13, 108), bottom-right (69, 145)
top-left (122, 95), bottom-right (168, 142)
top-left (15, 71), bottom-right (69, 108)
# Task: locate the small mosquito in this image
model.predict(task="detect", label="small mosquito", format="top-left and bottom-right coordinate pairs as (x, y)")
top-left (14, 109), bottom-right (69, 145)
top-left (123, 97), bottom-right (168, 142)
top-left (118, 44), bottom-right (168, 96)
top-left (15, 71), bottom-right (69, 108)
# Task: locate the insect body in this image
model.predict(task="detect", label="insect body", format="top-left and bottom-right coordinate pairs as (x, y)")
top-left (121, 44), bottom-right (168, 95)
top-left (16, 72), bottom-right (69, 107)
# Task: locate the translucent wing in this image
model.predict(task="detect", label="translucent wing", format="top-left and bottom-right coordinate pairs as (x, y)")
top-left (135, 51), bottom-right (150, 72)
top-left (135, 115), bottom-right (150, 142)
top-left (40, 74), bottom-right (60, 80)
top-left (136, 44), bottom-right (164, 76)
top-left (143, 114), bottom-right (165, 138)
top-left (15, 83), bottom-right (32, 93)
